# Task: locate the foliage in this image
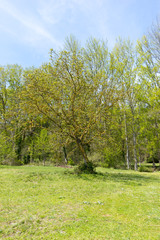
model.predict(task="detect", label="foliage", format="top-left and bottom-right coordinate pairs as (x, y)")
top-left (74, 161), bottom-right (97, 174)
top-left (0, 27), bottom-right (160, 170)
top-left (139, 165), bottom-right (153, 172)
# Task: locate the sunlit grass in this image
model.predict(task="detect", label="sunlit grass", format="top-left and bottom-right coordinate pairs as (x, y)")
top-left (0, 165), bottom-right (160, 239)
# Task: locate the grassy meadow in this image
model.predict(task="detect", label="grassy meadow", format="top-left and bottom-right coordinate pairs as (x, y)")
top-left (0, 165), bottom-right (160, 239)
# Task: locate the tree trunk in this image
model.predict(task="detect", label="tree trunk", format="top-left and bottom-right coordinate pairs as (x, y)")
top-left (139, 156), bottom-right (141, 167)
top-left (158, 151), bottom-right (160, 167)
top-left (124, 112), bottom-right (130, 169)
top-left (76, 138), bottom-right (89, 165)
top-left (138, 148), bottom-right (142, 167)
top-left (133, 132), bottom-right (138, 171)
top-left (63, 146), bottom-right (68, 164)
top-left (131, 110), bottom-right (138, 171)
top-left (43, 154), bottom-right (45, 166)
top-left (155, 119), bottom-right (160, 167)
top-left (153, 157), bottom-right (156, 170)
top-left (30, 143), bottom-right (34, 164)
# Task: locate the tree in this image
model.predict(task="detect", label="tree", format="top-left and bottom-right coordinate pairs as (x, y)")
top-left (137, 34), bottom-right (160, 167)
top-left (148, 17), bottom-right (160, 65)
top-left (111, 39), bottom-right (140, 170)
top-left (0, 65), bottom-right (24, 164)
top-left (23, 38), bottom-right (120, 166)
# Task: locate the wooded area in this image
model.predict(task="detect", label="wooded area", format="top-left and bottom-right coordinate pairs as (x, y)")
top-left (0, 21), bottom-right (160, 171)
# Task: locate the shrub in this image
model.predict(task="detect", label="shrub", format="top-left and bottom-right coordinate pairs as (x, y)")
top-left (139, 165), bottom-right (153, 172)
top-left (74, 161), bottom-right (96, 174)
top-left (67, 158), bottom-right (75, 166)
top-left (155, 167), bottom-right (160, 172)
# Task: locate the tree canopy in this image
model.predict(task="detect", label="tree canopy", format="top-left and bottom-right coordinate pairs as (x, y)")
top-left (0, 29), bottom-right (160, 170)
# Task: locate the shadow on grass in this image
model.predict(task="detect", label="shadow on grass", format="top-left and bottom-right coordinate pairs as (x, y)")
top-left (1, 164), bottom-right (159, 186)
top-left (74, 170), bottom-right (160, 186)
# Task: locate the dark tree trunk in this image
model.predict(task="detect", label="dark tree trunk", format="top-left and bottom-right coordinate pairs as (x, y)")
top-left (153, 158), bottom-right (156, 169)
top-left (76, 138), bottom-right (89, 165)
top-left (63, 146), bottom-right (68, 164)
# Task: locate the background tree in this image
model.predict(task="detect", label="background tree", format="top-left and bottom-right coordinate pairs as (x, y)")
top-left (0, 65), bottom-right (24, 164)
top-left (137, 33), bottom-right (160, 167)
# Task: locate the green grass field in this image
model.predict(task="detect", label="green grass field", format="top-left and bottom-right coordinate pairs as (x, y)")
top-left (0, 165), bottom-right (160, 240)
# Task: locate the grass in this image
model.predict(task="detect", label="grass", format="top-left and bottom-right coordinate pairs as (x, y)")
top-left (0, 165), bottom-right (160, 239)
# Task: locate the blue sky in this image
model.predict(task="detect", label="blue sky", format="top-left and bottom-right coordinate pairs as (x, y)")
top-left (0, 0), bottom-right (160, 68)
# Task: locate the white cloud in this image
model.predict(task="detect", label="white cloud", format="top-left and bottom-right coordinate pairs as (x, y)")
top-left (0, 0), bottom-right (155, 68)
top-left (0, 0), bottom-right (60, 48)
top-left (0, 0), bottom-right (138, 51)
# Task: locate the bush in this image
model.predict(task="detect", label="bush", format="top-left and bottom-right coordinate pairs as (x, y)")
top-left (67, 158), bottom-right (75, 166)
top-left (139, 165), bottom-right (153, 172)
top-left (155, 166), bottom-right (160, 172)
top-left (74, 161), bottom-right (96, 174)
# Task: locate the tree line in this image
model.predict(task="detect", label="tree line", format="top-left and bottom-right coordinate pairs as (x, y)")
top-left (0, 21), bottom-right (160, 170)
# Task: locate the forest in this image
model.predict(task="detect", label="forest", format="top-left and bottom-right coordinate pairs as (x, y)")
top-left (0, 22), bottom-right (160, 171)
